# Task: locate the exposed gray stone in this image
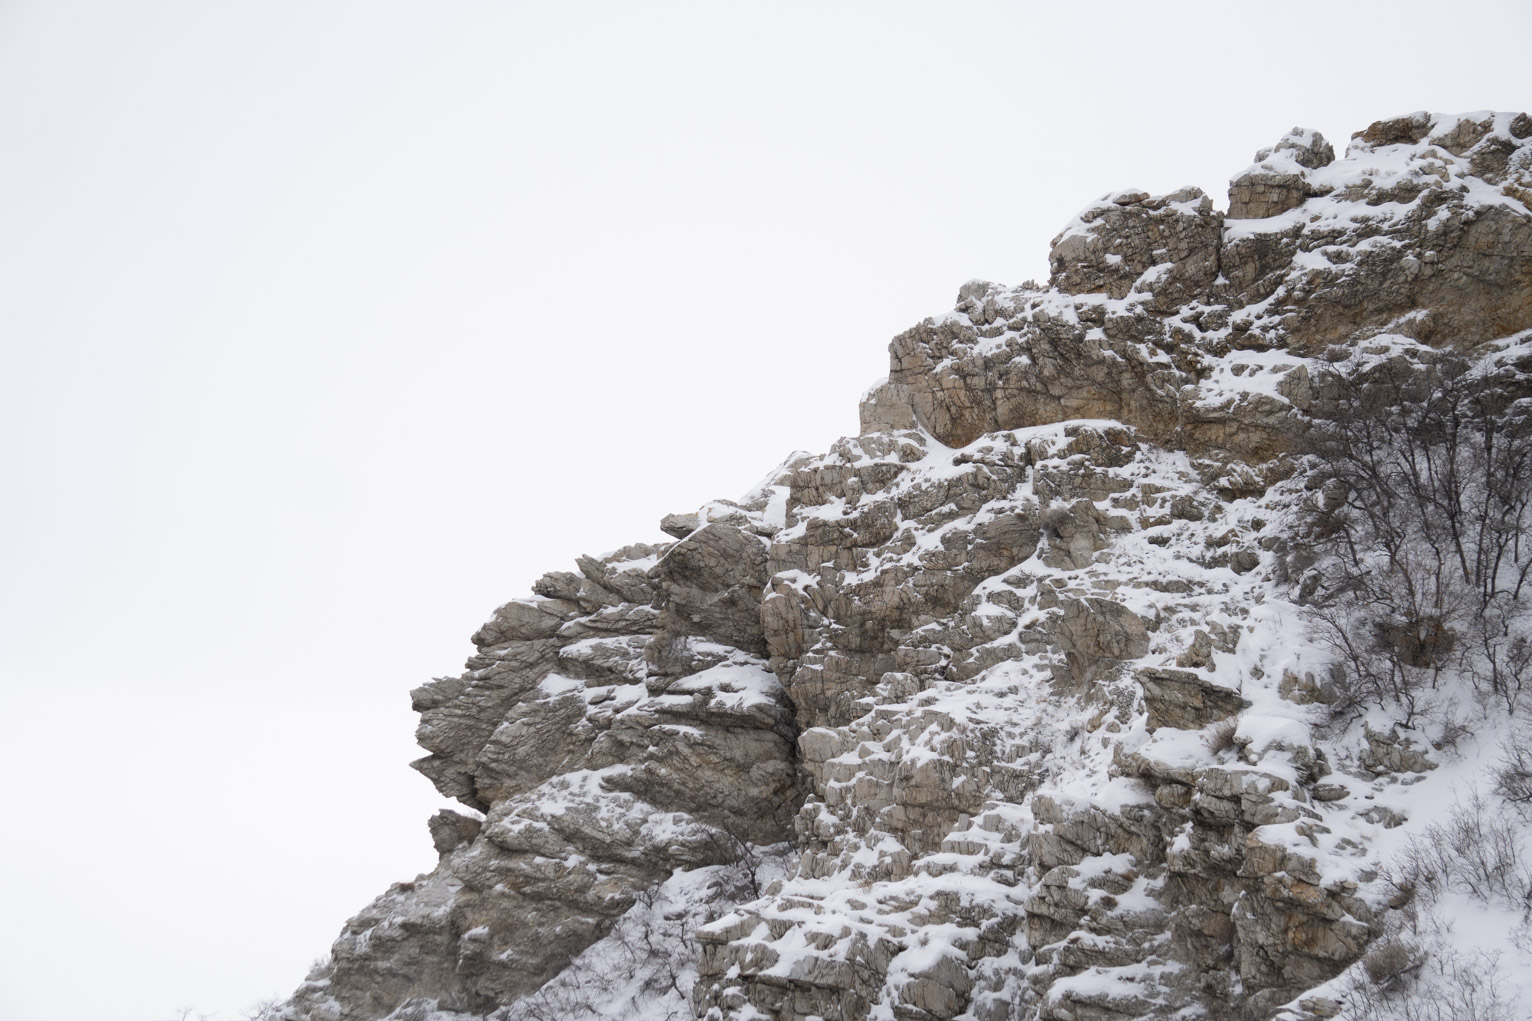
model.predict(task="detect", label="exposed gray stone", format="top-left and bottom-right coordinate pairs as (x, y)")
top-left (1138, 667), bottom-right (1249, 731)
top-left (279, 110), bottom-right (1532, 1021)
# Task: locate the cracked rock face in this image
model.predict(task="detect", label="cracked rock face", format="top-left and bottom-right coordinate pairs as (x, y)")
top-left (276, 111), bottom-right (1532, 1021)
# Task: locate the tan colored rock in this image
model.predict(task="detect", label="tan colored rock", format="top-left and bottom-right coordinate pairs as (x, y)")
top-left (1049, 187), bottom-right (1224, 311)
top-left (650, 522), bottom-right (770, 656)
top-left (1053, 597), bottom-right (1150, 683)
top-left (1228, 128), bottom-right (1335, 220)
top-left (857, 378), bottom-right (919, 434)
top-left (1138, 667), bottom-right (1247, 731)
top-left (427, 809), bottom-right (482, 857)
top-left (280, 110), bottom-right (1532, 1021)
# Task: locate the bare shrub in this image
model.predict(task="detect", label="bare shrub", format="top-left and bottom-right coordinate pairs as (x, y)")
top-left (1291, 354), bottom-right (1532, 724)
top-left (1492, 734), bottom-right (1532, 809)
top-left (509, 841), bottom-right (772, 1021)
top-left (1204, 717), bottom-right (1239, 755)
top-left (163, 997), bottom-right (284, 1021)
top-left (1344, 942), bottom-right (1513, 1021)
top-left (1514, 918), bottom-right (1532, 956)
top-left (511, 882), bottom-right (700, 1021)
top-left (1361, 936), bottom-right (1425, 991)
top-left (1345, 784), bottom-right (1530, 1020)
top-left (1395, 791), bottom-right (1532, 915)
top-left (1039, 503), bottom-right (1075, 538)
top-left (164, 1009), bottom-right (213, 1021)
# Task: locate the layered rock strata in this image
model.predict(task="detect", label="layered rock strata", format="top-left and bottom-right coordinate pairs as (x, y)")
top-left (278, 111), bottom-right (1532, 1021)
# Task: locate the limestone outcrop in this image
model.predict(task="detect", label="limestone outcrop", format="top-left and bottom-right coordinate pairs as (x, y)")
top-left (276, 112), bottom-right (1532, 1021)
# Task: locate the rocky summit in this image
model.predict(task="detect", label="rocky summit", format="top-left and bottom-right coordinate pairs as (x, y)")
top-left (276, 112), bottom-right (1532, 1021)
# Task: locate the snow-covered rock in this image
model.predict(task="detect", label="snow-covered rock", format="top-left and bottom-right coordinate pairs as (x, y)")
top-left (276, 112), bottom-right (1532, 1021)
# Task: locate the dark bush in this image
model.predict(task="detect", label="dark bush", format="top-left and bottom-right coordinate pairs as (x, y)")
top-left (1204, 717), bottom-right (1239, 755)
top-left (1038, 503), bottom-right (1075, 538)
top-left (1290, 353), bottom-right (1532, 723)
top-left (1493, 735), bottom-right (1532, 808)
top-left (1395, 791), bottom-right (1532, 914)
top-left (1362, 936), bottom-right (1425, 990)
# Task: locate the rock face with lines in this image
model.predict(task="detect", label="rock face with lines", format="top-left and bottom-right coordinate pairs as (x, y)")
top-left (276, 112), bottom-right (1532, 1021)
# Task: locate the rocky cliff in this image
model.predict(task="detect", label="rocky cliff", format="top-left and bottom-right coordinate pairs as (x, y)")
top-left (277, 111), bottom-right (1532, 1021)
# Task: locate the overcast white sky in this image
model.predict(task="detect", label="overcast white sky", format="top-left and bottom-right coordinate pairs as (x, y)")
top-left (1, 2), bottom-right (1527, 1019)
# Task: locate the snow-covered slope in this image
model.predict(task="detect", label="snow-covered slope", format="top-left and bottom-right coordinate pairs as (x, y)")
top-left (277, 111), bottom-right (1532, 1021)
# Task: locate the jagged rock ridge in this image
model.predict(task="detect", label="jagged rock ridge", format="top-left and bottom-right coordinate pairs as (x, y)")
top-left (277, 111), bottom-right (1532, 1021)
